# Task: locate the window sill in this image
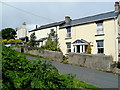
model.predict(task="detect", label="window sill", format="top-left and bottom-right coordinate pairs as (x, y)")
top-left (65, 37), bottom-right (72, 39)
top-left (95, 34), bottom-right (104, 36)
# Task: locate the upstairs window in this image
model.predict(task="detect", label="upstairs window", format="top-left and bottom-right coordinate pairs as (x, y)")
top-left (50, 29), bottom-right (54, 33)
top-left (96, 40), bottom-right (104, 54)
top-left (96, 21), bottom-right (104, 35)
top-left (66, 42), bottom-right (71, 53)
top-left (66, 27), bottom-right (71, 38)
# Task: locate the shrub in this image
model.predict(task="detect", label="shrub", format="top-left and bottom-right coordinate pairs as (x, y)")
top-left (2, 46), bottom-right (82, 89)
top-left (7, 39), bottom-right (15, 43)
top-left (86, 42), bottom-right (92, 54)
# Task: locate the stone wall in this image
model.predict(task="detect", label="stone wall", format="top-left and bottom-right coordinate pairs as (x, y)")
top-left (13, 47), bottom-right (120, 73)
top-left (68, 53), bottom-right (112, 71)
top-left (27, 49), bottom-right (63, 62)
top-left (13, 47), bottom-right (63, 62)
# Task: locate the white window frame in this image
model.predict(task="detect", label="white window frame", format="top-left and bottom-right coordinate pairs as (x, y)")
top-left (50, 29), bottom-right (54, 33)
top-left (66, 27), bottom-right (71, 38)
top-left (66, 42), bottom-right (71, 53)
top-left (96, 21), bottom-right (104, 35)
top-left (96, 40), bottom-right (104, 54)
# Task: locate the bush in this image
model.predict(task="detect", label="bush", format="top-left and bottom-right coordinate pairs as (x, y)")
top-left (2, 46), bottom-right (82, 89)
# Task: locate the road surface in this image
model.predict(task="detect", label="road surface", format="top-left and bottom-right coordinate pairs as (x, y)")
top-left (26, 56), bottom-right (119, 89)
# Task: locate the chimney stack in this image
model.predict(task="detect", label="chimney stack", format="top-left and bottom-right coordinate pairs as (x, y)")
top-left (22, 22), bottom-right (26, 28)
top-left (36, 25), bottom-right (38, 29)
top-left (65, 16), bottom-right (71, 24)
top-left (115, 2), bottom-right (120, 12)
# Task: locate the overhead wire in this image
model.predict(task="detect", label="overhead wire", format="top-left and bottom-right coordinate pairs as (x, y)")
top-left (0, 1), bottom-right (55, 22)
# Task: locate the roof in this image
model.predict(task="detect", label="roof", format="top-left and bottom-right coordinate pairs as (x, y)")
top-left (60, 11), bottom-right (119, 29)
top-left (29, 11), bottom-right (119, 32)
top-left (72, 39), bottom-right (88, 44)
top-left (35, 37), bottom-right (48, 42)
top-left (29, 21), bottom-right (64, 32)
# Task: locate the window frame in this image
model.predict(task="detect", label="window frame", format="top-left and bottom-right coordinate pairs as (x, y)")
top-left (96, 40), bottom-right (104, 54)
top-left (50, 29), bottom-right (54, 33)
top-left (66, 27), bottom-right (71, 38)
top-left (96, 21), bottom-right (104, 35)
top-left (66, 42), bottom-right (71, 53)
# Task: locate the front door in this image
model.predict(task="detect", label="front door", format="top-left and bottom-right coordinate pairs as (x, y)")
top-left (76, 45), bottom-right (80, 53)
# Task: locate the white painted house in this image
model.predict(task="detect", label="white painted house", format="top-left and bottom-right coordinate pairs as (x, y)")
top-left (17, 2), bottom-right (120, 61)
top-left (16, 22), bottom-right (29, 42)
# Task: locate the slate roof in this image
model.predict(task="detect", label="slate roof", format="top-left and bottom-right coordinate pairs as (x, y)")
top-left (29, 21), bottom-right (64, 32)
top-left (35, 37), bottom-right (48, 42)
top-left (60, 11), bottom-right (119, 28)
top-left (29, 11), bottom-right (119, 32)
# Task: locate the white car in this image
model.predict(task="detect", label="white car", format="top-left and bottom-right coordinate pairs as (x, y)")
top-left (5, 44), bottom-right (11, 47)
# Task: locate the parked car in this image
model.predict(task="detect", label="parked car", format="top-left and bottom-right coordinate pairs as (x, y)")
top-left (5, 42), bottom-right (24, 47)
top-left (5, 44), bottom-right (11, 47)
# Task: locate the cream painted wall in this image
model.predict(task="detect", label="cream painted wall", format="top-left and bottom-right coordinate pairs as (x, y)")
top-left (29, 27), bottom-right (57, 40)
top-left (58, 19), bottom-right (118, 61)
top-left (16, 24), bottom-right (28, 39)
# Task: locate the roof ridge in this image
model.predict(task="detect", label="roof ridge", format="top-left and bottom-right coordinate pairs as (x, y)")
top-left (72, 11), bottom-right (115, 21)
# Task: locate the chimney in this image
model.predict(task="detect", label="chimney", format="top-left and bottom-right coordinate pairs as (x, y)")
top-left (15, 28), bottom-right (18, 31)
top-left (36, 25), bottom-right (38, 29)
top-left (115, 2), bottom-right (120, 12)
top-left (22, 22), bottom-right (26, 28)
top-left (65, 16), bottom-right (71, 24)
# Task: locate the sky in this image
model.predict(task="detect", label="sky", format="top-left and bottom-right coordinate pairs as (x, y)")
top-left (0, 0), bottom-right (117, 31)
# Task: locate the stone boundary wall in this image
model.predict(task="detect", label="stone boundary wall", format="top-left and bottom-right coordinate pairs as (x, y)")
top-left (13, 47), bottom-right (120, 73)
top-left (13, 47), bottom-right (63, 62)
top-left (68, 53), bottom-right (112, 71)
top-left (27, 49), bottom-right (63, 62)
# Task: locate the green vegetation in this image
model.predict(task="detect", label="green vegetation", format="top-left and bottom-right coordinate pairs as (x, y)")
top-left (29, 32), bottom-right (36, 47)
top-left (1, 28), bottom-right (16, 40)
top-left (86, 42), bottom-right (92, 54)
top-left (41, 32), bottom-right (61, 52)
top-left (61, 55), bottom-right (69, 64)
top-left (2, 46), bottom-right (100, 89)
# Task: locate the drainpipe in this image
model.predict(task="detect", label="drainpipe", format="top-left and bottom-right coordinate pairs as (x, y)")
top-left (56, 26), bottom-right (58, 48)
top-left (114, 17), bottom-right (118, 61)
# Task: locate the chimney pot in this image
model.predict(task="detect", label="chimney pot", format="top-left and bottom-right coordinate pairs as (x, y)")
top-left (65, 16), bottom-right (71, 24)
top-left (115, 2), bottom-right (119, 6)
top-left (115, 2), bottom-right (120, 12)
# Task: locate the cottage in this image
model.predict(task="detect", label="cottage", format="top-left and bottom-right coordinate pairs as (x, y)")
top-left (28, 2), bottom-right (120, 61)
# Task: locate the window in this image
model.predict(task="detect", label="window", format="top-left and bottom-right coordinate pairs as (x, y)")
top-left (66, 42), bottom-right (71, 53)
top-left (66, 27), bottom-right (71, 38)
top-left (96, 21), bottom-right (104, 35)
top-left (96, 40), bottom-right (104, 54)
top-left (50, 29), bottom-right (54, 33)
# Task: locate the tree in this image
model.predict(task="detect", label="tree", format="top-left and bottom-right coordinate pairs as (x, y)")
top-left (2, 28), bottom-right (16, 40)
top-left (29, 32), bottom-right (36, 47)
top-left (43, 31), bottom-right (61, 51)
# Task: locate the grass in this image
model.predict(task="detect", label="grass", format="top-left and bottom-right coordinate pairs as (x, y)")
top-left (20, 52), bottom-right (102, 89)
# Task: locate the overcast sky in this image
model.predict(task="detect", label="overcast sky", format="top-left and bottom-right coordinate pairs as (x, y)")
top-left (0, 1), bottom-right (116, 31)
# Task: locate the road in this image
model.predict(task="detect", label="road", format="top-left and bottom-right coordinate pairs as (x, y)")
top-left (26, 56), bottom-right (119, 89)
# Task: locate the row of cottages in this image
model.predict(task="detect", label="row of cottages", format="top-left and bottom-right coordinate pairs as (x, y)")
top-left (28, 2), bottom-right (120, 61)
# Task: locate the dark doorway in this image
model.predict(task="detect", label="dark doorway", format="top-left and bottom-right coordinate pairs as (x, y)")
top-left (77, 45), bottom-right (80, 53)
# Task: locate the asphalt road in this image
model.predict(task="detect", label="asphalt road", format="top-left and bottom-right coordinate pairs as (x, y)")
top-left (26, 56), bottom-right (119, 89)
